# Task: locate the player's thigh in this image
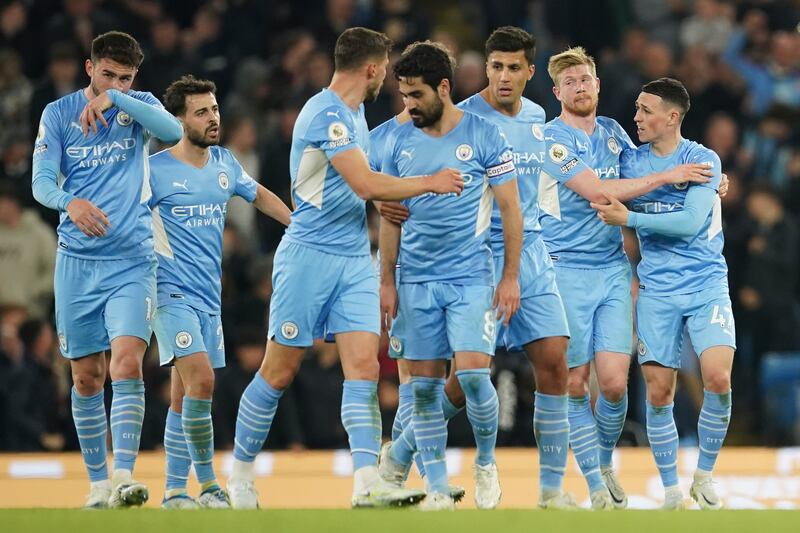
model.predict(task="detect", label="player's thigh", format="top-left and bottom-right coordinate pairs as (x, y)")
top-left (104, 256), bottom-right (157, 346)
top-left (635, 293), bottom-right (684, 369)
top-left (499, 240), bottom-right (570, 351)
top-left (174, 351), bottom-right (215, 397)
top-left (54, 254), bottom-right (110, 358)
top-left (554, 266), bottom-right (598, 369)
top-left (326, 253), bottom-right (380, 340)
top-left (686, 289), bottom-right (736, 360)
top-left (389, 282), bottom-right (449, 361)
top-left (170, 367), bottom-right (185, 412)
top-left (260, 339), bottom-right (306, 390)
top-left (336, 331), bottom-right (380, 381)
top-left (594, 263), bottom-right (633, 356)
top-left (268, 241), bottom-right (346, 348)
top-left (397, 359), bottom-right (412, 384)
top-left (153, 303), bottom-right (208, 367)
top-left (698, 345), bottom-right (735, 393)
top-left (444, 284), bottom-right (496, 356)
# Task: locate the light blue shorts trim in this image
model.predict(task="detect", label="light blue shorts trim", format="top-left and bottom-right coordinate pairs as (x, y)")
top-left (494, 238), bottom-right (570, 351)
top-left (554, 262), bottom-right (633, 368)
top-left (55, 254), bottom-right (156, 359)
top-left (636, 286), bottom-right (736, 369)
top-left (268, 240), bottom-right (380, 347)
top-left (153, 303), bottom-right (225, 369)
top-left (389, 282), bottom-right (496, 360)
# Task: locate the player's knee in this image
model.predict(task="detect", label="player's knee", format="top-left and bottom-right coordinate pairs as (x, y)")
top-left (108, 352), bottom-right (143, 380)
top-left (72, 369), bottom-right (104, 396)
top-left (647, 386), bottom-right (674, 406)
top-left (567, 371), bottom-right (588, 397)
top-left (704, 369), bottom-right (731, 394)
top-left (262, 365), bottom-right (299, 391)
top-left (600, 376), bottom-right (628, 402)
top-left (536, 354), bottom-right (568, 390)
top-left (186, 373), bottom-right (215, 399)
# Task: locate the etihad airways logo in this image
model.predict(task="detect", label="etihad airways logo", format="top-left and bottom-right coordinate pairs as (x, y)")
top-left (171, 202), bottom-right (228, 228)
top-left (66, 138), bottom-right (136, 159)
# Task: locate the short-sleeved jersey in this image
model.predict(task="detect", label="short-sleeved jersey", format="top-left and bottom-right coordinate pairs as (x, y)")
top-left (149, 146), bottom-right (257, 314)
top-left (284, 89), bottom-right (370, 256)
top-left (368, 116), bottom-right (401, 172)
top-left (621, 139), bottom-right (727, 295)
top-left (538, 116), bottom-right (635, 268)
top-left (382, 111), bottom-right (517, 285)
top-left (32, 89), bottom-right (161, 259)
top-left (458, 94), bottom-right (546, 256)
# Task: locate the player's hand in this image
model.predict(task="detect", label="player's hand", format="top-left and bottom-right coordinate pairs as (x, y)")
top-left (719, 172), bottom-right (729, 198)
top-left (380, 282), bottom-right (398, 331)
top-left (661, 163), bottom-right (712, 186)
top-left (591, 191), bottom-right (629, 226)
top-left (79, 91), bottom-right (113, 136)
top-left (379, 201), bottom-right (409, 224)
top-left (66, 198), bottom-right (110, 237)
top-left (493, 275), bottom-right (520, 326)
top-left (426, 168), bottom-right (464, 195)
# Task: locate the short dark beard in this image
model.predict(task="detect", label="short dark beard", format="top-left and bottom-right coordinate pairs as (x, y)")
top-left (187, 127), bottom-right (218, 148)
top-left (410, 97), bottom-right (444, 128)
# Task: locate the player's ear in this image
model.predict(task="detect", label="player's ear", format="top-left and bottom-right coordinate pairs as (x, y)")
top-left (528, 64), bottom-right (535, 80)
top-left (438, 78), bottom-right (451, 99)
top-left (85, 59), bottom-right (94, 79)
top-left (366, 62), bottom-right (377, 80)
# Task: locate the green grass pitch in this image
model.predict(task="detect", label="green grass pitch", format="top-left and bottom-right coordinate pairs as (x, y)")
top-left (2, 509), bottom-right (799, 533)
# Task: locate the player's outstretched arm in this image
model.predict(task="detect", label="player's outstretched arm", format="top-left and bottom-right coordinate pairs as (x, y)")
top-left (253, 184), bottom-right (292, 226)
top-left (591, 185), bottom-right (717, 237)
top-left (331, 148), bottom-right (464, 201)
top-left (565, 164), bottom-right (712, 204)
top-left (493, 179), bottom-right (523, 325)
top-left (379, 218), bottom-right (401, 331)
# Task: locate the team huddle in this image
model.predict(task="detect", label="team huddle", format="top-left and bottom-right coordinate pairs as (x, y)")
top-left (31, 26), bottom-right (735, 511)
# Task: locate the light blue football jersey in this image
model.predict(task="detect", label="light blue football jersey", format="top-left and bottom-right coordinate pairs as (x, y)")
top-left (381, 111), bottom-right (517, 285)
top-left (621, 139), bottom-right (727, 295)
top-left (284, 88), bottom-right (371, 256)
top-left (149, 146), bottom-right (257, 314)
top-left (32, 89), bottom-right (161, 259)
top-left (368, 115), bottom-right (401, 172)
top-left (458, 94), bottom-right (546, 255)
top-left (539, 116), bottom-right (635, 268)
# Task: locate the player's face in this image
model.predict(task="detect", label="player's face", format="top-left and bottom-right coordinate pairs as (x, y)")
top-left (554, 64), bottom-right (599, 117)
top-left (399, 76), bottom-right (444, 128)
top-left (182, 92), bottom-right (220, 148)
top-left (486, 50), bottom-right (533, 106)
top-left (634, 91), bottom-right (675, 144)
top-left (86, 58), bottom-right (137, 96)
top-left (365, 55), bottom-right (389, 103)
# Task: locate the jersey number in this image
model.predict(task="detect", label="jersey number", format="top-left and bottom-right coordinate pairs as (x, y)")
top-left (482, 310), bottom-right (496, 345)
top-left (710, 305), bottom-right (734, 330)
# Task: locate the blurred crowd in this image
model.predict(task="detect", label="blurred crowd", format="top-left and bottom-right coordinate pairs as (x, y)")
top-left (1, 0), bottom-right (800, 452)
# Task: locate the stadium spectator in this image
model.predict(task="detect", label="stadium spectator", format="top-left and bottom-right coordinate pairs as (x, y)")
top-left (0, 182), bottom-right (56, 319)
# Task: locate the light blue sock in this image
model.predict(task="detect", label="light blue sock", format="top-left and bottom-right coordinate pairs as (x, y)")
top-left (456, 368), bottom-right (499, 466)
top-left (182, 396), bottom-right (216, 485)
top-left (393, 383), bottom-right (426, 478)
top-left (164, 409), bottom-right (191, 490)
top-left (341, 380), bottom-right (381, 470)
top-left (534, 392), bottom-right (569, 492)
top-left (110, 379), bottom-right (145, 472)
top-left (233, 373), bottom-right (282, 462)
top-left (697, 390), bottom-right (731, 472)
top-left (568, 395), bottom-right (605, 493)
top-left (410, 377), bottom-right (448, 494)
top-left (442, 394), bottom-right (464, 420)
top-left (392, 383), bottom-right (413, 441)
top-left (646, 402), bottom-right (679, 488)
top-left (71, 388), bottom-right (108, 482)
top-left (595, 392), bottom-right (627, 467)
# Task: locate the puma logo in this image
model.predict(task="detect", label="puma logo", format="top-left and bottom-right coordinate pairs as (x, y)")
top-left (172, 180), bottom-right (188, 190)
top-left (327, 110), bottom-right (340, 118)
top-left (400, 149), bottom-right (414, 160)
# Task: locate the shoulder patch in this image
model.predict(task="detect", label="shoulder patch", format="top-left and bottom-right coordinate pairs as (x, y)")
top-left (328, 122), bottom-right (348, 141)
top-left (549, 143), bottom-right (568, 163)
